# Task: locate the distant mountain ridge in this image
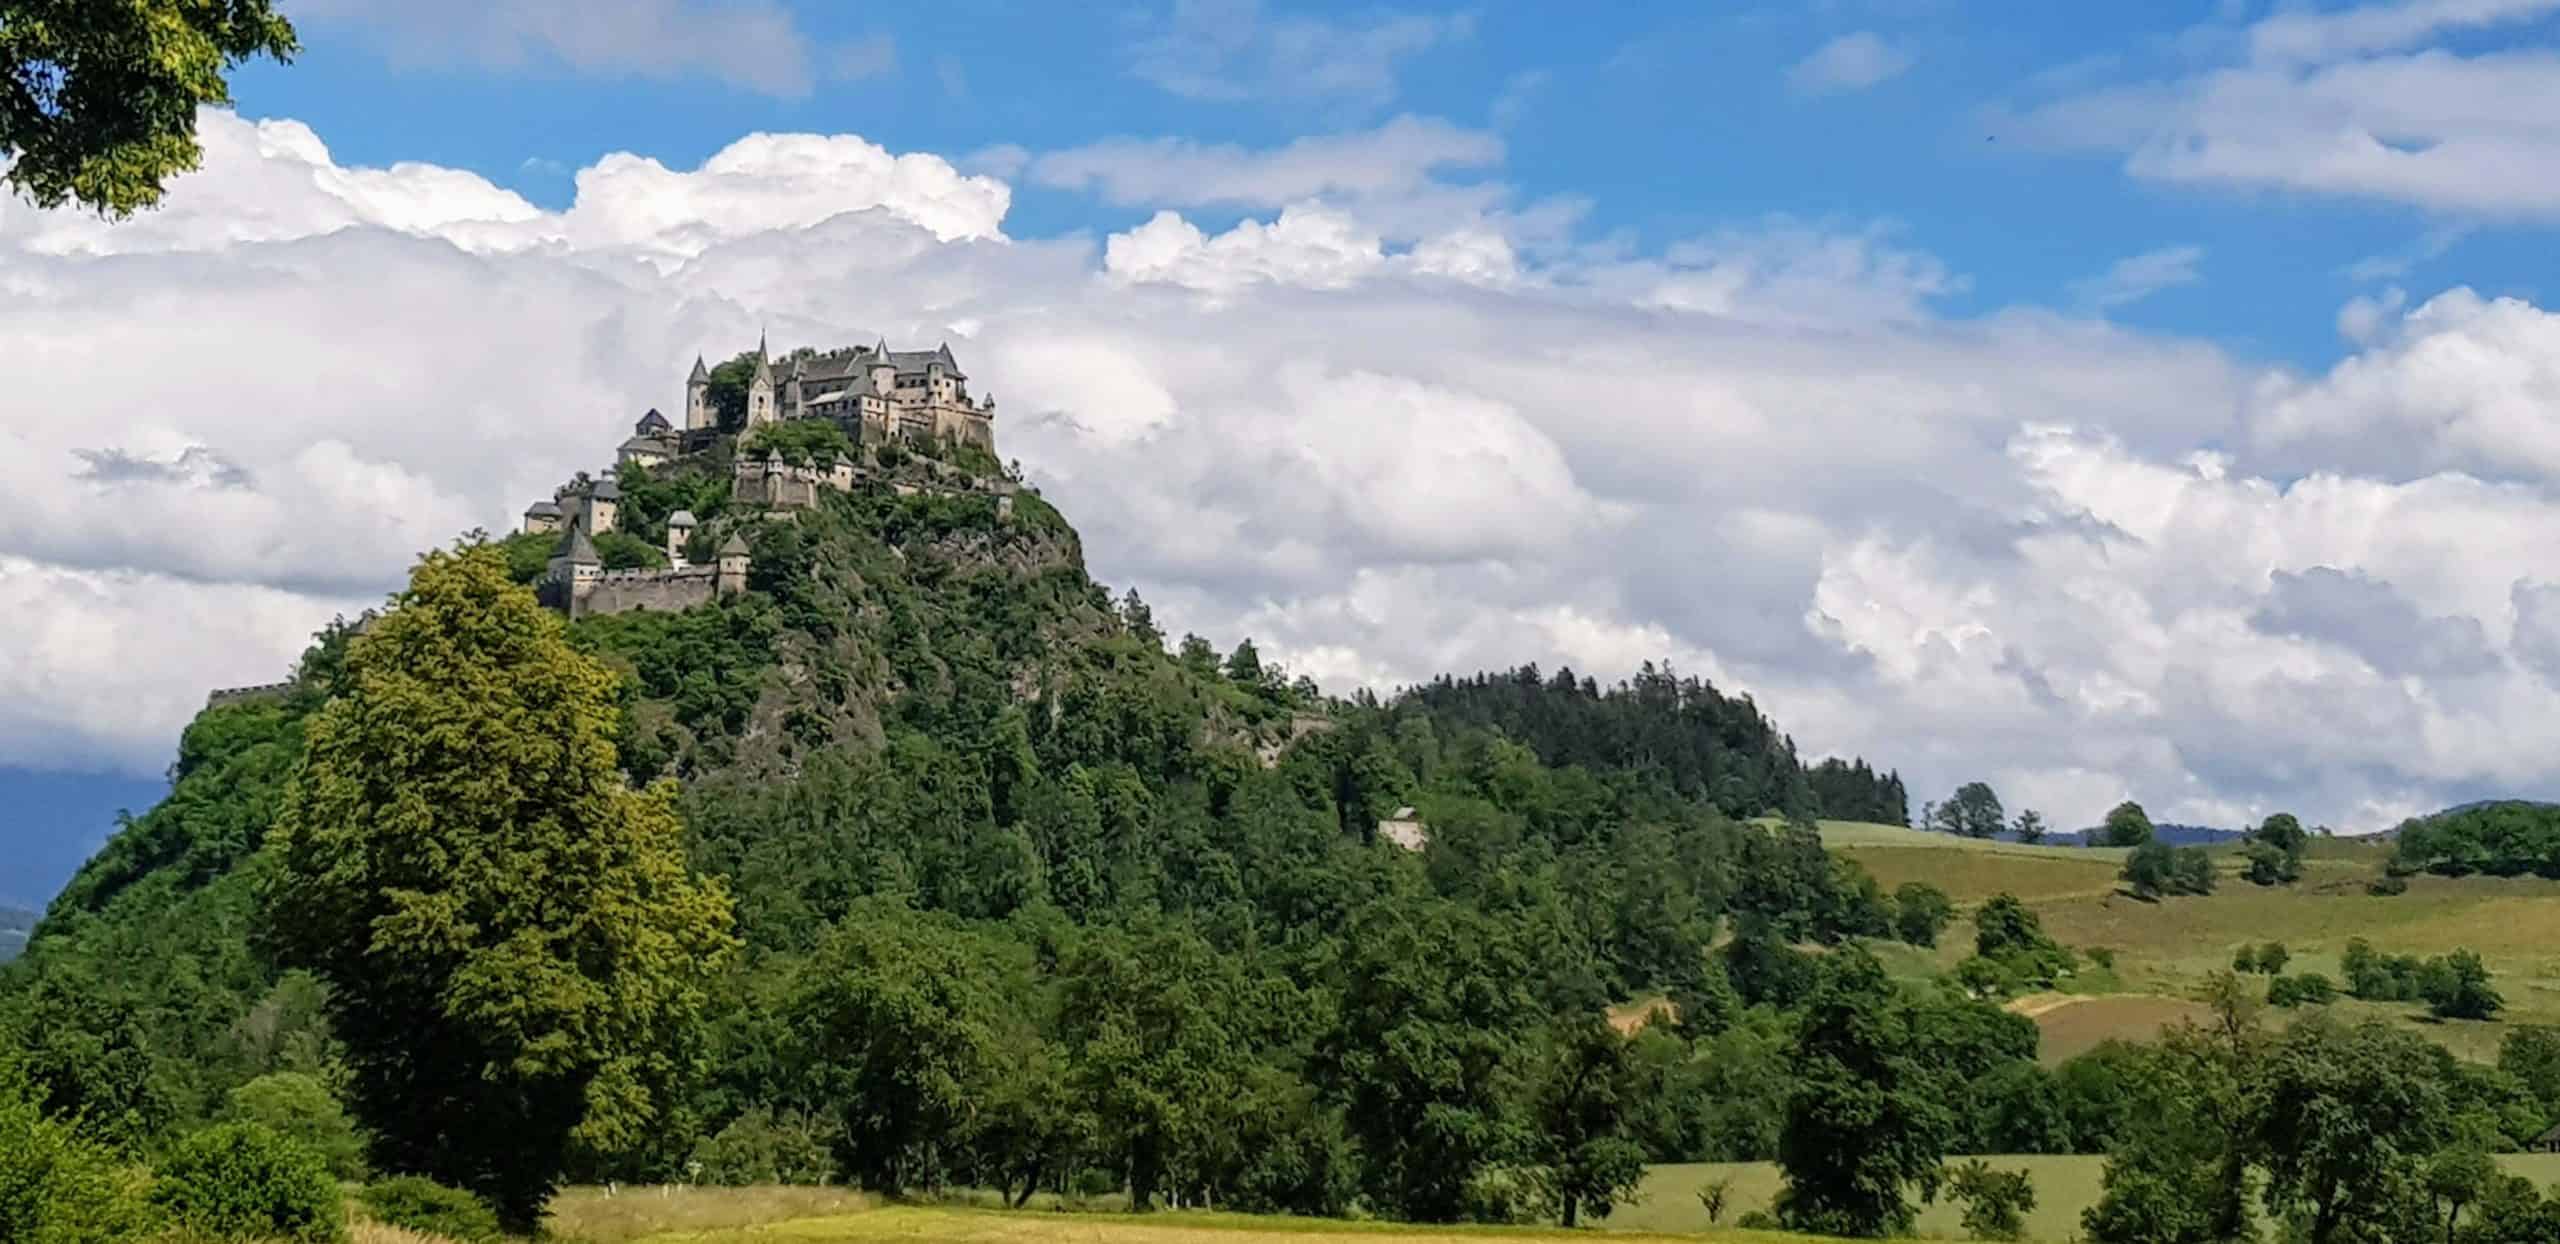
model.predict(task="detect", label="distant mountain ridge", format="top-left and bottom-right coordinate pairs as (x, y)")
top-left (0, 905), bottom-right (33, 964)
top-left (2042, 822), bottom-right (2249, 848)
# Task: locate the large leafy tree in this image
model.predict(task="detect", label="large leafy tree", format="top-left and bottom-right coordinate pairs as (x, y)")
top-left (1526, 1014), bottom-right (1651, 1226)
top-left (1057, 922), bottom-right (1278, 1210)
top-left (788, 903), bottom-right (1014, 1192)
top-left (1932, 782), bottom-right (2006, 839)
top-left (1321, 900), bottom-right (1540, 1222)
top-left (262, 542), bottom-right (737, 1231)
top-left (2102, 801), bottom-right (2156, 847)
top-left (1777, 947), bottom-right (1954, 1237)
top-left (2257, 1017), bottom-right (2451, 1244)
top-left (1, 0), bottom-right (297, 217)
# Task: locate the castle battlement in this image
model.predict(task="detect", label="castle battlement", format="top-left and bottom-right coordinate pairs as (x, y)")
top-left (594, 566), bottom-right (715, 585)
top-left (206, 681), bottom-right (297, 709)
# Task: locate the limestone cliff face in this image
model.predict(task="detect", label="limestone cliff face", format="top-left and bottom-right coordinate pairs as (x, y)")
top-left (584, 482), bottom-right (1115, 791)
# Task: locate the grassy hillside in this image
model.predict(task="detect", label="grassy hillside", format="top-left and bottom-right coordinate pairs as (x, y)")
top-left (1811, 818), bottom-right (2560, 1062)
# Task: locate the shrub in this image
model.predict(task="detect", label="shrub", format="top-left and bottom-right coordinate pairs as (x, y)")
top-left (222, 1072), bottom-right (367, 1179)
top-left (2267, 973), bottom-right (2337, 1008)
top-left (151, 1122), bottom-right (343, 1243)
top-left (2368, 874), bottom-right (2409, 896)
top-left (0, 1077), bottom-right (155, 1244)
top-left (1893, 882), bottom-right (1954, 948)
top-left (359, 1176), bottom-right (499, 1243)
top-left (690, 1107), bottom-right (837, 1186)
top-left (1460, 1165), bottom-right (1557, 1224)
top-left (1945, 1158), bottom-right (2036, 1241)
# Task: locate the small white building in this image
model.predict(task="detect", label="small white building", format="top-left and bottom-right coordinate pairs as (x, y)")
top-left (1378, 806), bottom-right (1428, 851)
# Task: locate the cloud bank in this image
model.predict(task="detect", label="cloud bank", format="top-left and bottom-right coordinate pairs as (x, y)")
top-left (7, 107), bottom-right (2560, 839)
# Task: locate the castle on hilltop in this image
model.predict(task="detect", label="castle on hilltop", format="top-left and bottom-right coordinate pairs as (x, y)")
top-left (518, 335), bottom-right (1023, 620)
top-left (701, 334), bottom-right (994, 450)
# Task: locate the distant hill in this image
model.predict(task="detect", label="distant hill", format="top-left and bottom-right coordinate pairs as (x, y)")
top-left (2042, 822), bottom-right (2248, 848)
top-left (0, 905), bottom-right (33, 964)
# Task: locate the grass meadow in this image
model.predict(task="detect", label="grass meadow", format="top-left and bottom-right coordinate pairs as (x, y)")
top-left (373, 1196), bottom-right (1861, 1244)
top-left (1809, 819), bottom-right (2560, 1064)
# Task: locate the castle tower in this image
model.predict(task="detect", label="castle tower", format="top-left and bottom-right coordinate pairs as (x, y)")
top-left (746, 346), bottom-right (776, 427)
top-left (716, 532), bottom-right (751, 597)
top-left (548, 521), bottom-right (603, 617)
top-left (581, 477), bottom-right (620, 535)
top-left (685, 355), bottom-right (712, 431)
top-left (666, 509), bottom-right (697, 566)
top-left (522, 498), bottom-right (563, 535)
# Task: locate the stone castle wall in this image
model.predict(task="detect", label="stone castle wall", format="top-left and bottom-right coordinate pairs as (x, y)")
top-left (206, 681), bottom-right (296, 710)
top-left (541, 566), bottom-right (720, 618)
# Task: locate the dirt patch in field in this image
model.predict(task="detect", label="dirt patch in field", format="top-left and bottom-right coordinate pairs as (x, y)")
top-left (2015, 994), bottom-right (2213, 1063)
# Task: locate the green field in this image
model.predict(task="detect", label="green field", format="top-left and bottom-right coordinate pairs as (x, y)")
top-left (1809, 820), bottom-right (2560, 1063)
top-left (515, 1198), bottom-right (1853, 1244)
top-left (1622, 1155), bottom-right (2560, 1242)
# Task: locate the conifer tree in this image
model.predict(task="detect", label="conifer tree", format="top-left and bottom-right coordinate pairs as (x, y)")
top-left (262, 541), bottom-right (736, 1232)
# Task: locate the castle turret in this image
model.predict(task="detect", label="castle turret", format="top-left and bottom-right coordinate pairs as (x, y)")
top-left (582, 477), bottom-right (620, 535)
top-left (666, 509), bottom-right (697, 566)
top-left (716, 532), bottom-right (751, 597)
top-left (522, 498), bottom-right (563, 535)
top-left (548, 521), bottom-right (603, 617)
top-left (747, 349), bottom-right (776, 427)
top-left (685, 355), bottom-right (712, 430)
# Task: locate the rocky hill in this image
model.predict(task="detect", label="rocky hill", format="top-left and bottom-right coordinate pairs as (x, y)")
top-left (0, 442), bottom-right (1913, 1190)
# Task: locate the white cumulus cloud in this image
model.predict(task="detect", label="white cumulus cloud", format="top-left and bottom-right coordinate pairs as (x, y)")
top-left (10, 106), bottom-right (2560, 844)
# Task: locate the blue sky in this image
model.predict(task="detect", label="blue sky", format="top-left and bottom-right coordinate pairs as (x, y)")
top-left (228, 1), bottom-right (2532, 364)
top-left (12, 0), bottom-right (2560, 905)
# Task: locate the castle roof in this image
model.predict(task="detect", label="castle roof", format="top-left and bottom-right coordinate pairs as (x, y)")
top-left (525, 498), bottom-right (562, 517)
top-left (688, 355), bottom-right (709, 382)
top-left (589, 478), bottom-right (621, 501)
top-left (634, 408), bottom-right (671, 434)
top-left (667, 509), bottom-right (698, 527)
top-left (557, 522), bottom-right (600, 565)
top-left (718, 533), bottom-right (750, 556)
top-left (884, 347), bottom-right (963, 380)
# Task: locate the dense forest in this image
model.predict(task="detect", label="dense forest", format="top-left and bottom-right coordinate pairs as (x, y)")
top-left (2390, 801), bottom-right (2560, 877)
top-left (10, 454), bottom-right (2560, 1242)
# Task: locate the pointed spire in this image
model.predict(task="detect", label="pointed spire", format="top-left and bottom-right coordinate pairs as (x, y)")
top-left (557, 520), bottom-right (600, 565)
top-left (757, 327), bottom-right (768, 359)
top-left (689, 354), bottom-right (709, 382)
top-left (719, 532), bottom-right (750, 557)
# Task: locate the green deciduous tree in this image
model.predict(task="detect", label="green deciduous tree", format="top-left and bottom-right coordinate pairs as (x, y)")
top-left (1777, 947), bottom-right (1954, 1238)
top-left (0, 0), bottom-right (297, 217)
top-left (1322, 901), bottom-right (1539, 1222)
top-left (221, 1072), bottom-right (366, 1180)
top-left (2103, 801), bottom-right (2155, 847)
top-left (2011, 809), bottom-right (2047, 845)
top-left (0, 1061), bottom-right (153, 1244)
top-left (787, 903), bottom-right (1014, 1192)
top-left (2122, 841), bottom-right (2175, 899)
top-left (2257, 1017), bottom-right (2452, 1244)
top-left (2425, 949), bottom-right (2502, 1021)
top-left (1944, 1159), bottom-right (2036, 1241)
top-left (1933, 782), bottom-right (2006, 839)
top-left (1059, 923), bottom-right (1277, 1211)
top-left (1526, 1014), bottom-right (1651, 1227)
top-left (1893, 881), bottom-right (1954, 948)
top-left (262, 542), bottom-right (737, 1232)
